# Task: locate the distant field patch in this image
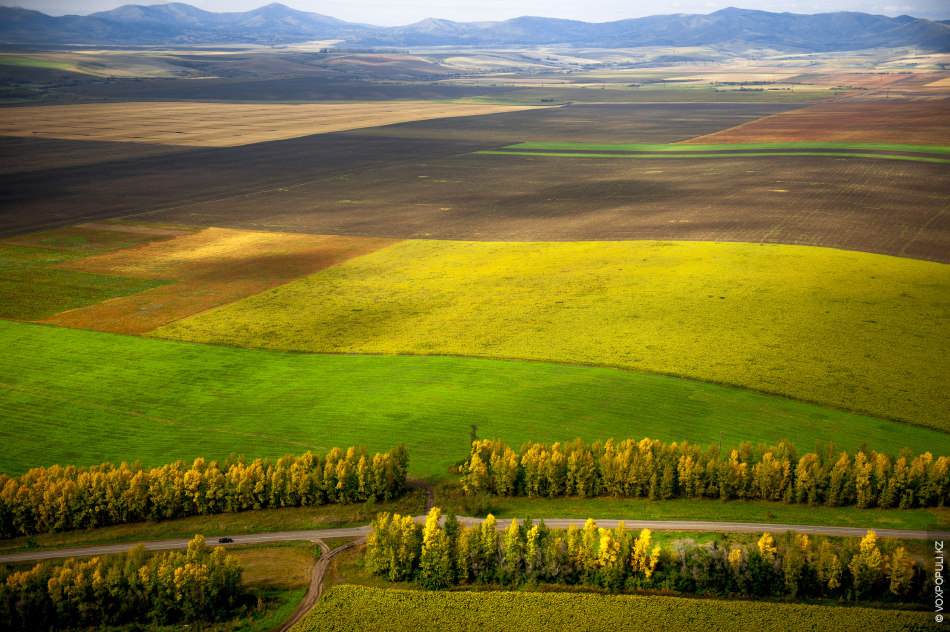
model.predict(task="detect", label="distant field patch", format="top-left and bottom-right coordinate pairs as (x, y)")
top-left (684, 101), bottom-right (950, 145)
top-left (0, 102), bottom-right (539, 147)
top-left (2, 320), bottom-right (947, 478)
top-left (0, 55), bottom-right (73, 72)
top-left (42, 227), bottom-right (397, 334)
top-left (154, 240), bottom-right (950, 431)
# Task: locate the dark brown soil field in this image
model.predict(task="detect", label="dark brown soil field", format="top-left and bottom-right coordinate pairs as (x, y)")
top-left (0, 104), bottom-right (802, 237)
top-left (0, 136), bottom-right (196, 175)
top-left (686, 100), bottom-right (950, 145)
top-left (137, 152), bottom-right (950, 264)
top-left (0, 133), bottom-right (495, 238)
top-left (2, 102), bottom-right (946, 263)
top-left (53, 76), bottom-right (517, 102)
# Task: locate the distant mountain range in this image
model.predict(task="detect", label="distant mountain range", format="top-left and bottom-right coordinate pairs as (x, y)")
top-left (1, 3), bottom-right (948, 51)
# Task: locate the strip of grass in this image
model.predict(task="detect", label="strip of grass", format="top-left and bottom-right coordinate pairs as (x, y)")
top-left (0, 56), bottom-right (73, 71)
top-left (153, 240), bottom-right (950, 433)
top-left (477, 150), bottom-right (950, 163)
top-left (3, 320), bottom-right (948, 481)
top-left (0, 492), bottom-right (424, 555)
top-left (434, 489), bottom-right (950, 532)
top-left (295, 585), bottom-right (936, 632)
top-left (506, 141), bottom-right (950, 153)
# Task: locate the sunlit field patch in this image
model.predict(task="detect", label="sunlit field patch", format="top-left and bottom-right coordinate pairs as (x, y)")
top-left (153, 240), bottom-right (950, 431)
top-left (42, 228), bottom-right (397, 334)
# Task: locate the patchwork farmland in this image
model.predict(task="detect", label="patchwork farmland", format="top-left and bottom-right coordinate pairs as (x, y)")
top-left (0, 40), bottom-right (948, 631)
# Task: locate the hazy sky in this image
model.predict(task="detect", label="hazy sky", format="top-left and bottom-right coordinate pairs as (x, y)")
top-left (14, 0), bottom-right (950, 24)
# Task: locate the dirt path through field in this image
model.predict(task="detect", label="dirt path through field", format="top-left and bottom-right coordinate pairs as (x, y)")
top-left (277, 539), bottom-right (364, 632)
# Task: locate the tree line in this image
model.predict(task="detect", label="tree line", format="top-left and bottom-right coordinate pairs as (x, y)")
top-left (459, 438), bottom-right (949, 508)
top-left (0, 445), bottom-right (408, 537)
top-left (366, 508), bottom-right (925, 604)
top-left (0, 535), bottom-right (242, 631)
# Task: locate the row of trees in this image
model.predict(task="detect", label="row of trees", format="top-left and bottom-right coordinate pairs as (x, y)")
top-left (366, 509), bottom-right (925, 603)
top-left (0, 445), bottom-right (408, 537)
top-left (0, 535), bottom-right (243, 631)
top-left (459, 438), bottom-right (950, 508)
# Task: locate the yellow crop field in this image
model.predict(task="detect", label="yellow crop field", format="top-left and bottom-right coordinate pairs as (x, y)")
top-left (152, 240), bottom-right (950, 431)
top-left (0, 102), bottom-right (538, 147)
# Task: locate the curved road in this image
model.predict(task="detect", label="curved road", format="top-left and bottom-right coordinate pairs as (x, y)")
top-left (2, 516), bottom-right (948, 564)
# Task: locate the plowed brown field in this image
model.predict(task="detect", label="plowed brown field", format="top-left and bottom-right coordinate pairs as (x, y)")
top-left (137, 153), bottom-right (950, 264)
top-left (41, 229), bottom-right (398, 334)
top-left (683, 101), bottom-right (950, 145)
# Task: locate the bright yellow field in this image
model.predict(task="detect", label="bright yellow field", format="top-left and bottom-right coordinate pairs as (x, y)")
top-left (0, 102), bottom-right (538, 147)
top-left (152, 240), bottom-right (950, 430)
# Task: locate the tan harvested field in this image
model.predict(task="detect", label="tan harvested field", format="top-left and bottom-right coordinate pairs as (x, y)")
top-left (41, 228), bottom-right (398, 334)
top-left (683, 100), bottom-right (950, 145)
top-left (0, 101), bottom-right (539, 147)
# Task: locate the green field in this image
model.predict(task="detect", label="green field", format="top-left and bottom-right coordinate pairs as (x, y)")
top-left (0, 227), bottom-right (185, 320)
top-left (2, 320), bottom-right (946, 479)
top-left (479, 150), bottom-right (950, 163)
top-left (153, 240), bottom-right (950, 431)
top-left (435, 492), bottom-right (950, 530)
top-left (293, 585), bottom-right (938, 632)
top-left (477, 141), bottom-right (950, 163)
top-left (0, 56), bottom-right (73, 71)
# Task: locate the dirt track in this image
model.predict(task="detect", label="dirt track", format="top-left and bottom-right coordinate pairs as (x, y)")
top-left (276, 539), bottom-right (363, 632)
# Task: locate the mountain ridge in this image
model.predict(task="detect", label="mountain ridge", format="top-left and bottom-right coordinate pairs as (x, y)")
top-left (0, 3), bottom-right (948, 51)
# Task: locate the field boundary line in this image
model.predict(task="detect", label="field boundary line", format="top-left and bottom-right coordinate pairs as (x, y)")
top-left (0, 381), bottom-right (327, 452)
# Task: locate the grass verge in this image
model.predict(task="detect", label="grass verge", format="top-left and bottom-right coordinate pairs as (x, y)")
top-left (434, 486), bottom-right (950, 532)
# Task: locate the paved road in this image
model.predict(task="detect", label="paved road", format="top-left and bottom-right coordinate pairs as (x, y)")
top-left (3, 517), bottom-right (948, 564)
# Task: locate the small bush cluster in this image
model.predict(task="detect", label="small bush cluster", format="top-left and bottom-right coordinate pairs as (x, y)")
top-left (459, 438), bottom-right (949, 508)
top-left (0, 445), bottom-right (408, 537)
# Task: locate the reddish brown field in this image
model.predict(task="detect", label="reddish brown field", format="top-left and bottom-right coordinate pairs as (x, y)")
top-left (41, 228), bottom-right (398, 334)
top-left (683, 100), bottom-right (950, 145)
